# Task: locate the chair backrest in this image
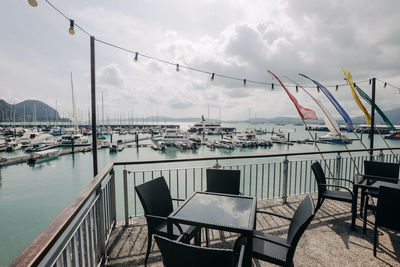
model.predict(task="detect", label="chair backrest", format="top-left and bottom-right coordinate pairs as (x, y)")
top-left (135, 177), bottom-right (173, 227)
top-left (155, 235), bottom-right (238, 267)
top-left (286, 194), bottom-right (315, 261)
top-left (376, 186), bottom-right (400, 231)
top-left (206, 169), bottom-right (241, 195)
top-left (311, 162), bottom-right (327, 193)
top-left (364, 160), bottom-right (399, 182)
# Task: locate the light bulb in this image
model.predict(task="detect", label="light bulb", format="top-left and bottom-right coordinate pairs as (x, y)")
top-left (69, 20), bottom-right (75, 35)
top-left (176, 64), bottom-right (180, 72)
top-left (336, 85), bottom-right (339, 91)
top-left (296, 86), bottom-right (299, 93)
top-left (134, 52), bottom-right (138, 62)
top-left (243, 79), bottom-right (247, 88)
top-left (210, 73), bottom-right (215, 82)
top-left (28, 0), bottom-right (38, 7)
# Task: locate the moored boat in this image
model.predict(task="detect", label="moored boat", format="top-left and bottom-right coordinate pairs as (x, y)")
top-left (27, 149), bottom-right (61, 164)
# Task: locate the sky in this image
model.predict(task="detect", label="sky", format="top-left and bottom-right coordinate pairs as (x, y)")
top-left (0, 0), bottom-right (399, 121)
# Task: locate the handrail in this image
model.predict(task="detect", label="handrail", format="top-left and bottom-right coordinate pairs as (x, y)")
top-left (114, 147), bottom-right (400, 166)
top-left (10, 162), bottom-right (114, 267)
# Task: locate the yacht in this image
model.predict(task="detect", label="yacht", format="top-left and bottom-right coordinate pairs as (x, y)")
top-left (152, 128), bottom-right (188, 145)
top-left (59, 134), bottom-right (89, 146)
top-left (187, 116), bottom-right (235, 134)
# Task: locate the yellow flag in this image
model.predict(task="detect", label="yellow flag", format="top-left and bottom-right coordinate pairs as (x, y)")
top-left (342, 68), bottom-right (371, 125)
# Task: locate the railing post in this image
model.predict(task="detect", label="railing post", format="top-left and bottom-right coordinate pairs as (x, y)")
top-left (96, 186), bottom-right (106, 263)
top-left (123, 169), bottom-right (129, 225)
top-left (335, 153), bottom-right (342, 188)
top-left (282, 156), bottom-right (289, 204)
top-left (213, 159), bottom-right (221, 169)
top-left (110, 169), bottom-right (117, 223)
top-left (378, 150), bottom-right (384, 162)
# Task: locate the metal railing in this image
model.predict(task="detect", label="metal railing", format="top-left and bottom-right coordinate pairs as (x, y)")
top-left (11, 147), bottom-right (400, 266)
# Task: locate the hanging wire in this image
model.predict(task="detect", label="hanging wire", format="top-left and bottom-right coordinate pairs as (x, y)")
top-left (36, 0), bottom-right (400, 91)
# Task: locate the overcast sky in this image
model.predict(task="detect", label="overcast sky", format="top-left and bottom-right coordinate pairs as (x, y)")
top-left (1, 0), bottom-right (399, 121)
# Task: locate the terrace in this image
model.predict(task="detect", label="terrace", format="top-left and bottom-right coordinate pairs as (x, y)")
top-left (11, 147), bottom-right (400, 266)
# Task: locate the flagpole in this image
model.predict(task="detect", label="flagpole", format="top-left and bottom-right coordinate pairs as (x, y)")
top-left (285, 77), bottom-right (360, 175)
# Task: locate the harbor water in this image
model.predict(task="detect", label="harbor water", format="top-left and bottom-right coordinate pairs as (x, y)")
top-left (0, 122), bottom-right (398, 266)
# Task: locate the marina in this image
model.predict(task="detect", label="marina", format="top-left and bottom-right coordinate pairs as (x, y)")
top-left (2, 1), bottom-right (400, 266)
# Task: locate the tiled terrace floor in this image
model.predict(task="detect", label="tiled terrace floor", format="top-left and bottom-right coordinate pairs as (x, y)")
top-left (106, 195), bottom-right (400, 266)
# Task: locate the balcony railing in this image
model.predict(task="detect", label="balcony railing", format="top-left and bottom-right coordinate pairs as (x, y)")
top-left (11, 147), bottom-right (400, 266)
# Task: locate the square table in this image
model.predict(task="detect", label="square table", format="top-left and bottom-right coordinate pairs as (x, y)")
top-left (351, 174), bottom-right (400, 230)
top-left (167, 191), bottom-right (257, 267)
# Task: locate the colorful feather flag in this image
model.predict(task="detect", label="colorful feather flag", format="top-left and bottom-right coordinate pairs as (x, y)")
top-left (355, 84), bottom-right (396, 131)
top-left (342, 68), bottom-right (371, 124)
top-left (267, 70), bottom-right (317, 120)
top-left (299, 73), bottom-right (353, 132)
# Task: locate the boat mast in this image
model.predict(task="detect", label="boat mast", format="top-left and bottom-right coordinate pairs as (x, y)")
top-left (70, 72), bottom-right (78, 130)
top-left (102, 91), bottom-right (104, 131)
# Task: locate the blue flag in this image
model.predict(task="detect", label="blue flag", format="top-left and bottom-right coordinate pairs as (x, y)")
top-left (299, 73), bottom-right (353, 132)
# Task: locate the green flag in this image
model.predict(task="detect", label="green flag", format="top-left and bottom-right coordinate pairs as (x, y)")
top-left (355, 85), bottom-right (396, 131)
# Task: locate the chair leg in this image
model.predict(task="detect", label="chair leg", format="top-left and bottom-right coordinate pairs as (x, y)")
top-left (360, 189), bottom-right (365, 217)
top-left (205, 228), bottom-right (210, 247)
top-left (363, 195), bottom-right (369, 234)
top-left (373, 224), bottom-right (378, 257)
top-left (145, 232), bottom-right (152, 266)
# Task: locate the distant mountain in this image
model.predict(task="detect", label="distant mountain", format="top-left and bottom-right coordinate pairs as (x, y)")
top-left (0, 99), bottom-right (70, 122)
top-left (351, 107), bottom-right (400, 125)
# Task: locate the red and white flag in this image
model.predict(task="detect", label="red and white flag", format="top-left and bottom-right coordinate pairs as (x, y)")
top-left (268, 70), bottom-right (317, 121)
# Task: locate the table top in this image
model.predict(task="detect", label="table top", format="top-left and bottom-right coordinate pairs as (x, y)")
top-left (169, 191), bottom-right (256, 231)
top-left (355, 175), bottom-right (400, 190)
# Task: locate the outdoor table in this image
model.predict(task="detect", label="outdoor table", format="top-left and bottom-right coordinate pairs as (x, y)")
top-left (167, 191), bottom-right (257, 267)
top-left (351, 174), bottom-right (400, 230)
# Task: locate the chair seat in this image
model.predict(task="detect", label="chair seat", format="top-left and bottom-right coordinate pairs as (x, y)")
top-left (252, 230), bottom-right (289, 265)
top-left (322, 190), bottom-right (353, 203)
top-left (155, 221), bottom-right (199, 239)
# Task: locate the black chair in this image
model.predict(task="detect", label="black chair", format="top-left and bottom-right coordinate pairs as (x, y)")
top-left (204, 168), bottom-right (241, 246)
top-left (154, 234), bottom-right (247, 267)
top-left (206, 168), bottom-right (241, 195)
top-left (311, 161), bottom-right (355, 213)
top-left (135, 177), bottom-right (200, 265)
top-left (360, 160), bottom-right (399, 218)
top-left (371, 186), bottom-right (400, 256)
top-left (252, 194), bottom-right (315, 267)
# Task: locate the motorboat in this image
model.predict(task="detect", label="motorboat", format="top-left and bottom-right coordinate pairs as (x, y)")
top-left (27, 149), bottom-right (61, 164)
top-left (317, 133), bottom-right (352, 144)
top-left (5, 141), bottom-right (22, 152)
top-left (109, 140), bottom-right (124, 152)
top-left (384, 131), bottom-right (400, 140)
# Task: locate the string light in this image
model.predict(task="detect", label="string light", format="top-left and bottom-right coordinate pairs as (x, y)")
top-left (295, 85), bottom-right (299, 93)
top-left (27, 0), bottom-right (400, 92)
top-left (28, 0), bottom-right (38, 7)
top-left (384, 82), bottom-right (387, 88)
top-left (210, 73), bottom-right (215, 82)
top-left (353, 83), bottom-right (356, 87)
top-left (243, 79), bottom-right (247, 88)
top-left (134, 52), bottom-right (138, 62)
top-left (68, 19), bottom-right (75, 35)
top-left (336, 85), bottom-right (338, 91)
top-left (317, 86), bottom-right (320, 93)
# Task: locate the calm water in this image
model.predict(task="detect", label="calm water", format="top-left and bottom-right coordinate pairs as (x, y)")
top-left (0, 122), bottom-right (398, 266)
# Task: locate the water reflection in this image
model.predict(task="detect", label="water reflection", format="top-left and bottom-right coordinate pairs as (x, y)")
top-left (175, 193), bottom-right (253, 228)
